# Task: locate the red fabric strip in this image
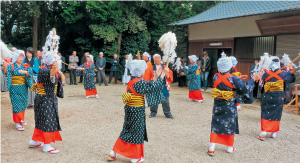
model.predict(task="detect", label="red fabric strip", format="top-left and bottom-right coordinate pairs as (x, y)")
top-left (261, 119), bottom-right (280, 132)
top-left (32, 128), bottom-right (62, 144)
top-left (86, 89), bottom-right (98, 96)
top-left (113, 138), bottom-right (144, 159)
top-left (210, 133), bottom-right (235, 146)
top-left (13, 110), bottom-right (25, 123)
top-left (189, 90), bottom-right (203, 100)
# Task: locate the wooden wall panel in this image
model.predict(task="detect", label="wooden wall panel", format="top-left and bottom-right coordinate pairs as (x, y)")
top-left (257, 15), bottom-right (300, 35)
top-left (276, 34), bottom-right (300, 86)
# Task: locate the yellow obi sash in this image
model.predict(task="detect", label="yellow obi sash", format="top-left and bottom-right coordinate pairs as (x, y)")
top-left (122, 92), bottom-right (145, 107)
top-left (212, 88), bottom-right (235, 101)
top-left (232, 72), bottom-right (241, 77)
top-left (196, 70), bottom-right (200, 75)
top-left (31, 83), bottom-right (58, 95)
top-left (264, 80), bottom-right (284, 92)
top-left (11, 76), bottom-right (26, 85)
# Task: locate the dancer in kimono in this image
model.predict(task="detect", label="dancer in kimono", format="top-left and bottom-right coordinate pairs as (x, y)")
top-left (258, 56), bottom-right (292, 141)
top-left (107, 60), bottom-right (167, 163)
top-left (208, 57), bottom-right (258, 156)
top-left (183, 55), bottom-right (203, 102)
top-left (23, 47), bottom-right (39, 107)
top-left (28, 53), bottom-right (65, 153)
top-left (230, 56), bottom-right (242, 111)
top-left (71, 55), bottom-right (98, 98)
top-left (122, 55), bottom-right (131, 85)
top-left (5, 50), bottom-right (33, 131)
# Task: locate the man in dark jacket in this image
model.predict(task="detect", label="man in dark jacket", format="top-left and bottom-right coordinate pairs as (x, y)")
top-left (201, 51), bottom-right (211, 91)
top-left (108, 54), bottom-right (119, 84)
top-left (79, 52), bottom-right (88, 83)
top-left (96, 52), bottom-right (108, 86)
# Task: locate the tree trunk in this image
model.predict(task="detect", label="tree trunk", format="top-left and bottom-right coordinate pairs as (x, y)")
top-left (33, 15), bottom-right (38, 57)
top-left (118, 33), bottom-right (122, 53)
top-left (40, 1), bottom-right (46, 49)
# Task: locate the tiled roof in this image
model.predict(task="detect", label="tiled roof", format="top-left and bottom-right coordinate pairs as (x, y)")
top-left (171, 1), bottom-right (300, 25)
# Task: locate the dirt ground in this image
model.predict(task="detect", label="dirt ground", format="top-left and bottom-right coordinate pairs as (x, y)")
top-left (1, 75), bottom-right (300, 163)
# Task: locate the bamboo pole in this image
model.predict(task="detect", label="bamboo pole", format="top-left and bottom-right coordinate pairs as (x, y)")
top-left (166, 39), bottom-right (172, 66)
top-left (291, 54), bottom-right (300, 64)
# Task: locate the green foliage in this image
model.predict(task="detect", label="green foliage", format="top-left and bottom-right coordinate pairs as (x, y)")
top-left (1, 1), bottom-right (218, 75)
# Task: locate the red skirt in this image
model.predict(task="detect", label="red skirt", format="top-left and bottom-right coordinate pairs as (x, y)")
top-left (189, 90), bottom-right (203, 100)
top-left (32, 128), bottom-right (62, 144)
top-left (13, 110), bottom-right (25, 123)
top-left (86, 89), bottom-right (98, 96)
top-left (210, 133), bottom-right (235, 146)
top-left (113, 138), bottom-right (144, 159)
top-left (261, 119), bottom-right (280, 132)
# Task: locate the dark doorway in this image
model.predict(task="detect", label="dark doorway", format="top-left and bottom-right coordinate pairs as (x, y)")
top-left (203, 48), bottom-right (232, 87)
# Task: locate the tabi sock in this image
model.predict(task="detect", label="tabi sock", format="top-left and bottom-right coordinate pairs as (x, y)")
top-left (110, 150), bottom-right (116, 157)
top-left (260, 131), bottom-right (267, 136)
top-left (271, 132), bottom-right (277, 138)
top-left (43, 144), bottom-right (53, 151)
top-left (209, 143), bottom-right (215, 151)
top-left (227, 146), bottom-right (234, 153)
top-left (15, 123), bottom-right (22, 128)
top-left (29, 140), bottom-right (40, 146)
top-left (131, 158), bottom-right (141, 162)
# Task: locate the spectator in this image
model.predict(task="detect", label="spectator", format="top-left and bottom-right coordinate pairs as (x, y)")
top-left (95, 52), bottom-right (108, 86)
top-left (79, 52), bottom-right (88, 83)
top-left (201, 51), bottom-right (211, 91)
top-left (68, 51), bottom-right (79, 85)
top-left (109, 54), bottom-right (119, 84)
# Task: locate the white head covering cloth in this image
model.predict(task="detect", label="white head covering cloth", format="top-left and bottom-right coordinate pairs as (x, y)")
top-left (127, 60), bottom-right (148, 77)
top-left (88, 55), bottom-right (94, 62)
top-left (188, 55), bottom-right (198, 63)
top-left (229, 56), bottom-right (238, 67)
top-left (217, 57), bottom-right (232, 73)
top-left (269, 56), bottom-right (281, 71)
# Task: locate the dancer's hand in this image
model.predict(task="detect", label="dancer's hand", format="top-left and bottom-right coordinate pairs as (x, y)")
top-left (2, 62), bottom-right (8, 67)
top-left (287, 63), bottom-right (292, 71)
top-left (18, 70), bottom-right (29, 76)
top-left (239, 75), bottom-right (248, 80)
top-left (252, 74), bottom-right (261, 81)
top-left (185, 66), bottom-right (188, 69)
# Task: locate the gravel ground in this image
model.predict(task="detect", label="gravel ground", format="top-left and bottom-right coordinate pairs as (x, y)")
top-left (1, 76), bottom-right (300, 163)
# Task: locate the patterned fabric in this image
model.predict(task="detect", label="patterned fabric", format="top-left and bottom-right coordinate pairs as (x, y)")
top-left (34, 65), bottom-right (61, 132)
top-left (261, 69), bottom-right (291, 123)
top-left (126, 93), bottom-right (145, 107)
top-left (264, 80), bottom-right (284, 92)
top-left (211, 74), bottom-right (254, 136)
top-left (77, 62), bottom-right (96, 90)
top-left (122, 92), bottom-right (132, 103)
top-left (212, 88), bottom-right (235, 101)
top-left (7, 63), bottom-right (33, 114)
top-left (183, 63), bottom-right (201, 91)
top-left (119, 76), bottom-right (163, 144)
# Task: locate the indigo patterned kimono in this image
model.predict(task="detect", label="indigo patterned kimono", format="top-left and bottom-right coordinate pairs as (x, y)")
top-left (183, 63), bottom-right (203, 100)
top-left (210, 73), bottom-right (254, 146)
top-left (76, 62), bottom-right (97, 96)
top-left (30, 65), bottom-right (62, 144)
top-left (183, 63), bottom-right (201, 91)
top-left (261, 69), bottom-right (291, 132)
top-left (7, 63), bottom-right (33, 123)
top-left (113, 76), bottom-right (163, 159)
